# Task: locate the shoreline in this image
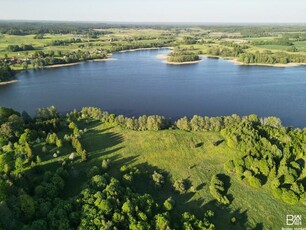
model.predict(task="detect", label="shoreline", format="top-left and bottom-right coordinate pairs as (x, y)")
top-left (0, 80), bottom-right (18, 86)
top-left (44, 57), bottom-right (116, 69)
top-left (92, 58), bottom-right (117, 62)
top-left (200, 55), bottom-right (306, 68)
top-left (164, 60), bottom-right (202, 65)
top-left (45, 62), bottom-right (84, 69)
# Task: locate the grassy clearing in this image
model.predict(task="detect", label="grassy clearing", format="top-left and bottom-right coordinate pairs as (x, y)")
top-left (37, 120), bottom-right (305, 229)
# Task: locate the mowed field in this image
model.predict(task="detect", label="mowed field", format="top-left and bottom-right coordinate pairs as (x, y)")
top-left (31, 120), bottom-right (306, 230)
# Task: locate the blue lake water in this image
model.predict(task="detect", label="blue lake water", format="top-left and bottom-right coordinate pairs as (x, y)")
top-left (0, 49), bottom-right (306, 127)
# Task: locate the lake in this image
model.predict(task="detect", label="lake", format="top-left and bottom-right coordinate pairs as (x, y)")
top-left (0, 49), bottom-right (306, 127)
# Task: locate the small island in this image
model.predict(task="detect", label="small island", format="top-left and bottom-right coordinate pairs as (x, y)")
top-left (166, 49), bottom-right (201, 65)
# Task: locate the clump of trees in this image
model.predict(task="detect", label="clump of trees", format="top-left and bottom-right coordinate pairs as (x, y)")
top-left (7, 44), bottom-right (35, 52)
top-left (252, 38), bottom-right (294, 46)
top-left (238, 51), bottom-right (306, 64)
top-left (50, 38), bottom-right (82, 46)
top-left (176, 114), bottom-right (241, 132)
top-left (207, 44), bottom-right (245, 57)
top-left (0, 62), bottom-right (15, 82)
top-left (221, 116), bottom-right (305, 205)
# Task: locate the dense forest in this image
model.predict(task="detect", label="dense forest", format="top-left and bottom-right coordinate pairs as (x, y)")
top-left (0, 106), bottom-right (305, 229)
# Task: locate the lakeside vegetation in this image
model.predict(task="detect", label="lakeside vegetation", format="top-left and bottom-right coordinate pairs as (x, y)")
top-left (167, 48), bottom-right (200, 64)
top-left (0, 62), bottom-right (15, 83)
top-left (2, 22), bottom-right (306, 82)
top-left (0, 106), bottom-right (305, 229)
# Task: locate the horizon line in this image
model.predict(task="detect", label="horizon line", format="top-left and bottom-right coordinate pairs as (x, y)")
top-left (0, 19), bottom-right (306, 26)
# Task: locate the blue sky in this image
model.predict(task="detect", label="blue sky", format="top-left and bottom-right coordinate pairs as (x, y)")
top-left (1, 0), bottom-right (306, 23)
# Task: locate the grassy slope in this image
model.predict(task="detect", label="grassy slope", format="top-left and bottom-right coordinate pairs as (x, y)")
top-left (37, 120), bottom-right (305, 230)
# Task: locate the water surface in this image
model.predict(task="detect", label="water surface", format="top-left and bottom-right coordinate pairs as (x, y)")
top-left (0, 49), bottom-right (305, 127)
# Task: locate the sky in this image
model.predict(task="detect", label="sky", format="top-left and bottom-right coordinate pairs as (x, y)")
top-left (0, 0), bottom-right (306, 23)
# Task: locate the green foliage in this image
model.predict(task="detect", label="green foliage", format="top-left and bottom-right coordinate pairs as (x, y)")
top-left (101, 158), bottom-right (111, 171)
top-left (173, 179), bottom-right (189, 193)
top-left (248, 176), bottom-right (262, 189)
top-left (19, 194), bottom-right (35, 219)
top-left (152, 171), bottom-right (165, 187)
top-left (0, 63), bottom-right (15, 82)
top-left (167, 49), bottom-right (200, 63)
top-left (281, 189), bottom-right (299, 205)
top-left (163, 197), bottom-right (175, 211)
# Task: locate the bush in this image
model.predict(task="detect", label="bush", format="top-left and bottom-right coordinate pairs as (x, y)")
top-left (281, 189), bottom-right (299, 205)
top-left (271, 188), bottom-right (282, 199)
top-left (248, 176), bottom-right (262, 189)
top-left (173, 179), bottom-right (188, 193)
top-left (101, 159), bottom-right (111, 171)
top-left (152, 171), bottom-right (165, 187)
top-left (163, 197), bottom-right (175, 211)
top-left (224, 160), bottom-right (235, 173)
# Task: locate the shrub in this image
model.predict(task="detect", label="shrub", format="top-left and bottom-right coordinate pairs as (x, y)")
top-left (101, 159), bottom-right (111, 171)
top-left (173, 179), bottom-right (188, 193)
top-left (248, 176), bottom-right (262, 189)
top-left (281, 189), bottom-right (299, 205)
top-left (152, 171), bottom-right (165, 187)
top-left (224, 160), bottom-right (235, 173)
top-left (163, 197), bottom-right (175, 211)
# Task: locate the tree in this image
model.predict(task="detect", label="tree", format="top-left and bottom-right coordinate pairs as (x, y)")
top-left (101, 159), bottom-right (111, 171)
top-left (176, 117), bottom-right (190, 131)
top-left (15, 157), bottom-right (23, 170)
top-left (173, 179), bottom-right (188, 193)
top-left (155, 213), bottom-right (171, 230)
top-left (81, 149), bottom-right (88, 161)
top-left (152, 171), bottom-right (165, 187)
top-left (25, 142), bottom-right (33, 159)
top-left (163, 197), bottom-right (175, 211)
top-left (19, 194), bottom-right (35, 219)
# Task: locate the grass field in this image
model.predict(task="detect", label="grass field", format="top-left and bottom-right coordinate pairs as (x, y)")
top-left (32, 120), bottom-right (305, 230)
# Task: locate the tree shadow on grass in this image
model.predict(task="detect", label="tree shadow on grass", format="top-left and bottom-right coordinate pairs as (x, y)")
top-left (82, 128), bottom-right (124, 153)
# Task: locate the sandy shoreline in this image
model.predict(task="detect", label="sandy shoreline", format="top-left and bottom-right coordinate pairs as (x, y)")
top-left (0, 80), bottom-right (18, 86)
top-left (45, 62), bottom-right (84, 69)
top-left (92, 58), bottom-right (117, 62)
top-left (164, 60), bottom-right (202, 65)
top-left (45, 57), bottom-right (116, 68)
top-left (156, 54), bottom-right (168, 59)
